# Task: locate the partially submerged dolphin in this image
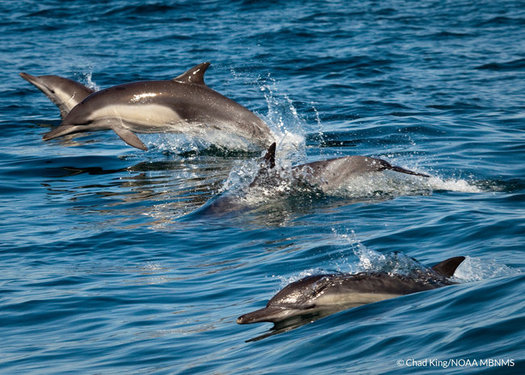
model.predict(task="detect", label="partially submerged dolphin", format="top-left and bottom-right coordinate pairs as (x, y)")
top-left (252, 142), bottom-right (429, 191)
top-left (33, 62), bottom-right (272, 151)
top-left (237, 256), bottom-right (465, 325)
top-left (193, 143), bottom-right (429, 216)
top-left (20, 73), bottom-right (94, 118)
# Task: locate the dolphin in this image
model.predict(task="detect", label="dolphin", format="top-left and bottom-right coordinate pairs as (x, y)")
top-left (40, 62), bottom-right (273, 151)
top-left (191, 143), bottom-right (429, 216)
top-left (251, 142), bottom-right (429, 191)
top-left (237, 256), bottom-right (465, 325)
top-left (20, 73), bottom-right (94, 118)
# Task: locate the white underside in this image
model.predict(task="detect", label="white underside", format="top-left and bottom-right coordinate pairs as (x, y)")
top-left (267, 292), bottom-right (401, 321)
top-left (315, 292), bottom-right (400, 306)
top-left (91, 104), bottom-right (183, 132)
top-left (55, 88), bottom-right (82, 112)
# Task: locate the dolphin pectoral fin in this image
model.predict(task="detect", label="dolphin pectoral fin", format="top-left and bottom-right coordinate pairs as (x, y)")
top-left (113, 127), bottom-right (148, 151)
top-left (173, 62), bottom-right (211, 85)
top-left (431, 256), bottom-right (466, 278)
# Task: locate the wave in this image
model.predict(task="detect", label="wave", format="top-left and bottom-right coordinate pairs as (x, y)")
top-left (282, 230), bottom-right (520, 286)
top-left (475, 58), bottom-right (525, 71)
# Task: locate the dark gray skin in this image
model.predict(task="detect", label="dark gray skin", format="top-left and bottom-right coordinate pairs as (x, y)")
top-left (237, 256), bottom-right (465, 325)
top-left (20, 73), bottom-right (94, 118)
top-left (40, 62), bottom-right (273, 151)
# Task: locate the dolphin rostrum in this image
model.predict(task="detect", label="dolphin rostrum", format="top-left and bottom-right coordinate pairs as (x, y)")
top-left (20, 73), bottom-right (94, 119)
top-left (237, 256), bottom-right (465, 325)
top-left (39, 62), bottom-right (273, 151)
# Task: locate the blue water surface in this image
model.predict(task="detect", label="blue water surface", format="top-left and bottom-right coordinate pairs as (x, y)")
top-left (1, 0), bottom-right (524, 374)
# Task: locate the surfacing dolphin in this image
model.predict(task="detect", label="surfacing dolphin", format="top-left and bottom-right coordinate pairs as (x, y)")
top-left (252, 142), bottom-right (429, 191)
top-left (192, 143), bottom-right (429, 216)
top-left (237, 256), bottom-right (465, 329)
top-left (20, 73), bottom-right (94, 118)
top-left (37, 62), bottom-right (273, 151)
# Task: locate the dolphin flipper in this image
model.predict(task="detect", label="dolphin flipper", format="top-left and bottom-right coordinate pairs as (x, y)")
top-left (113, 127), bottom-right (148, 151)
top-left (431, 256), bottom-right (466, 278)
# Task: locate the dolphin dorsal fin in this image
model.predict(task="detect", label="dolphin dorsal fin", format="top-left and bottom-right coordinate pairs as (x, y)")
top-left (431, 256), bottom-right (465, 278)
top-left (173, 62), bottom-right (211, 85)
top-left (263, 142), bottom-right (276, 169)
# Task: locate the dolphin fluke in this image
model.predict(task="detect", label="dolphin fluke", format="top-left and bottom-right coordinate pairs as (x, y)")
top-left (20, 72), bottom-right (94, 118)
top-left (431, 256), bottom-right (465, 278)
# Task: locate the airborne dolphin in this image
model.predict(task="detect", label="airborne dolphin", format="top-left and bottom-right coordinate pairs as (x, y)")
top-left (20, 73), bottom-right (94, 118)
top-left (39, 62), bottom-right (273, 151)
top-left (237, 256), bottom-right (465, 325)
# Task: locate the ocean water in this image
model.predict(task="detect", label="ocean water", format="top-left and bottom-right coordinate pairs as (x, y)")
top-left (1, 0), bottom-right (524, 373)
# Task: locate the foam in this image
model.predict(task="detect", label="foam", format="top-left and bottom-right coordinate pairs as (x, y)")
top-left (453, 256), bottom-right (521, 282)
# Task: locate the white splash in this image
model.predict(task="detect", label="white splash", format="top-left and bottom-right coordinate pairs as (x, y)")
top-left (327, 172), bottom-right (484, 198)
top-left (453, 256), bottom-right (521, 282)
top-left (145, 130), bottom-right (258, 153)
top-left (81, 70), bottom-right (100, 91)
top-left (420, 176), bottom-right (483, 193)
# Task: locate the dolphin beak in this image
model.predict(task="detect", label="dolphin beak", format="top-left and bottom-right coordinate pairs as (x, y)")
top-left (43, 124), bottom-right (80, 140)
top-left (20, 72), bottom-right (39, 86)
top-left (20, 72), bottom-right (51, 97)
top-left (237, 306), bottom-right (290, 324)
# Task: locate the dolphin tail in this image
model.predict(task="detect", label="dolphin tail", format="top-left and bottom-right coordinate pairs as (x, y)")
top-left (431, 256), bottom-right (466, 278)
top-left (390, 165), bottom-right (429, 178)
